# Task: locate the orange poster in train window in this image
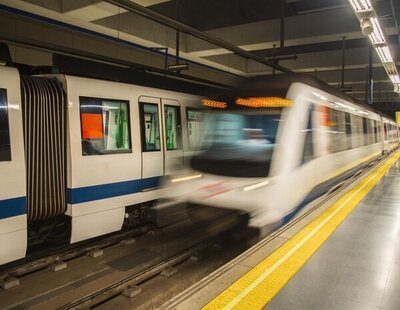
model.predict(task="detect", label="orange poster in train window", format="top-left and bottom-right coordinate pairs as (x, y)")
top-left (81, 113), bottom-right (103, 139)
top-left (320, 106), bottom-right (331, 126)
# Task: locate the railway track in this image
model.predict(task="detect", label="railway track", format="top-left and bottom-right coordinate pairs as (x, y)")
top-left (0, 225), bottom-right (153, 282)
top-left (0, 208), bottom-right (246, 309)
top-left (0, 156), bottom-right (386, 309)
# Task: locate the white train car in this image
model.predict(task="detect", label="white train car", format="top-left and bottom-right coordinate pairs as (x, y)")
top-left (162, 74), bottom-right (398, 233)
top-left (382, 116), bottom-right (398, 153)
top-left (0, 64), bottom-right (211, 265)
top-left (63, 75), bottom-right (202, 243)
top-left (0, 67), bottom-right (27, 264)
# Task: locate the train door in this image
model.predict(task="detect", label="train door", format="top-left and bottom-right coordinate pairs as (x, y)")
top-left (162, 99), bottom-right (183, 175)
top-left (139, 96), bottom-right (164, 190)
top-left (0, 67), bottom-right (27, 264)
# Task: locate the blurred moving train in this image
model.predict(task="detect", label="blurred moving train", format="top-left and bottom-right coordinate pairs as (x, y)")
top-left (163, 74), bottom-right (399, 234)
top-left (0, 63), bottom-right (210, 265)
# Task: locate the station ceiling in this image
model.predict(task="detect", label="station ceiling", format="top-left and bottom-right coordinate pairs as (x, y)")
top-left (0, 0), bottom-right (399, 109)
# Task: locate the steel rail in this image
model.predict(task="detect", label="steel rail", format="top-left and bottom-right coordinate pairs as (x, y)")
top-left (58, 241), bottom-right (211, 310)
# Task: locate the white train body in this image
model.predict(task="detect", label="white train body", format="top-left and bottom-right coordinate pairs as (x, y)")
top-left (0, 65), bottom-right (205, 265)
top-left (0, 67), bottom-right (27, 264)
top-left (63, 76), bottom-right (201, 243)
top-left (163, 76), bottom-right (399, 231)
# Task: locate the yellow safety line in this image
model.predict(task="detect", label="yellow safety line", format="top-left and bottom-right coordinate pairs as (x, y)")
top-left (203, 151), bottom-right (400, 310)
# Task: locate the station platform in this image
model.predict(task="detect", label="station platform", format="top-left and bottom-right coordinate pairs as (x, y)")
top-left (162, 151), bottom-right (400, 310)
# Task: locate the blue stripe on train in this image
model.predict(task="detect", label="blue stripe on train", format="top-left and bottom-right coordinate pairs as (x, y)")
top-left (67, 176), bottom-right (161, 204)
top-left (0, 197), bottom-right (26, 219)
top-left (282, 160), bottom-right (373, 225)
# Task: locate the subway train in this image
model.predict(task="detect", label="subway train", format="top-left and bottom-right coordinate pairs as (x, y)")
top-left (162, 74), bottom-right (400, 234)
top-left (0, 63), bottom-right (210, 266)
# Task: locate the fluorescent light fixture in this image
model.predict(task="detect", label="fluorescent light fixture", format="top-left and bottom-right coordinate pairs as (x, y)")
top-left (368, 17), bottom-right (386, 44)
top-left (389, 75), bottom-right (400, 84)
top-left (375, 46), bottom-right (393, 63)
top-left (171, 174), bottom-right (202, 183)
top-left (348, 0), bottom-right (399, 97)
top-left (348, 0), bottom-right (372, 12)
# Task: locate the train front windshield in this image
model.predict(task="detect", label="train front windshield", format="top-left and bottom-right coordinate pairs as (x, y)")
top-left (191, 109), bottom-right (282, 177)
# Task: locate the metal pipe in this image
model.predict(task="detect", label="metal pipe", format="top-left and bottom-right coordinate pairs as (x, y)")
top-left (365, 65), bottom-right (369, 102)
top-left (341, 36), bottom-right (346, 89)
top-left (280, 0), bottom-right (285, 49)
top-left (175, 0), bottom-right (180, 65)
top-left (389, 0), bottom-right (400, 46)
top-left (175, 30), bottom-right (180, 64)
top-left (268, 55), bottom-right (297, 62)
top-left (368, 45), bottom-right (373, 105)
top-left (272, 44), bottom-right (276, 75)
top-left (106, 0), bottom-right (292, 73)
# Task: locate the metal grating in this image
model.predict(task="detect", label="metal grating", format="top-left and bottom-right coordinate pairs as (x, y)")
top-left (21, 75), bottom-right (67, 221)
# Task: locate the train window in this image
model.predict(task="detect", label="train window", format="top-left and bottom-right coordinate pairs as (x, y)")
top-left (80, 97), bottom-right (131, 156)
top-left (372, 120), bottom-right (378, 143)
top-left (344, 112), bottom-right (352, 150)
top-left (337, 110), bottom-right (346, 152)
top-left (383, 123), bottom-right (388, 140)
top-left (187, 108), bottom-right (205, 150)
top-left (368, 119), bottom-right (373, 145)
top-left (362, 118), bottom-right (368, 146)
top-left (164, 105), bottom-right (182, 150)
top-left (301, 105), bottom-right (314, 164)
top-left (329, 108), bottom-right (341, 153)
top-left (140, 103), bottom-right (161, 151)
top-left (355, 115), bottom-right (363, 148)
top-left (376, 122), bottom-right (381, 142)
top-left (0, 88), bottom-right (11, 162)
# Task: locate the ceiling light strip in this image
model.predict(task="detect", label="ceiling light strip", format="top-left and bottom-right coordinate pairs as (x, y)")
top-left (347, 0), bottom-right (400, 94)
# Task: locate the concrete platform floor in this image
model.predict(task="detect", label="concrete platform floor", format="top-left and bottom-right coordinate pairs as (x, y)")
top-left (267, 158), bottom-right (400, 310)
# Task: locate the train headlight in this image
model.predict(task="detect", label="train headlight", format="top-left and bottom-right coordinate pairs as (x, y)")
top-left (171, 174), bottom-right (203, 183)
top-left (243, 180), bottom-right (269, 191)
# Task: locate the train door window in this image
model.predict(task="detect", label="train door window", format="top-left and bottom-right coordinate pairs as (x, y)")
top-left (140, 103), bottom-right (161, 151)
top-left (80, 97), bottom-right (131, 155)
top-left (337, 110), bottom-right (346, 151)
top-left (362, 118), bottom-right (368, 145)
top-left (352, 115), bottom-right (359, 148)
top-left (391, 124), bottom-right (394, 140)
top-left (377, 122), bottom-right (381, 142)
top-left (164, 105), bottom-right (182, 150)
top-left (329, 108), bottom-right (340, 153)
top-left (301, 105), bottom-right (314, 164)
top-left (344, 112), bottom-right (352, 150)
top-left (383, 123), bottom-right (386, 141)
top-left (187, 108), bottom-right (205, 150)
top-left (371, 120), bottom-right (375, 143)
top-left (368, 119), bottom-right (373, 144)
top-left (0, 88), bottom-right (11, 161)
top-left (372, 120), bottom-right (378, 143)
